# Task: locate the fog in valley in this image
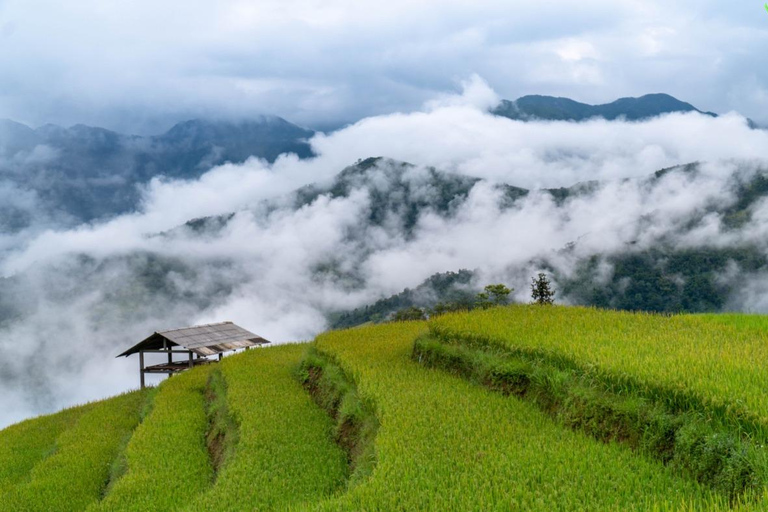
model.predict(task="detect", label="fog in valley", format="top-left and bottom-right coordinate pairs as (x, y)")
top-left (2, 79), bottom-right (768, 427)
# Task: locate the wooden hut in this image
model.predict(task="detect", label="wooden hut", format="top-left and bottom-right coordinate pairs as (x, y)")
top-left (117, 321), bottom-right (270, 388)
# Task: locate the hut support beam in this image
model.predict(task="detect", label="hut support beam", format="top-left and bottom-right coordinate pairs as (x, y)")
top-left (139, 351), bottom-right (145, 389)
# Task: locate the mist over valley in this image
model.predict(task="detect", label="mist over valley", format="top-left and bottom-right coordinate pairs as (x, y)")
top-left (2, 83), bottom-right (768, 427)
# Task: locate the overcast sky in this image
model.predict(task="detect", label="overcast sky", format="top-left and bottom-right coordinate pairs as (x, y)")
top-left (0, 0), bottom-right (767, 134)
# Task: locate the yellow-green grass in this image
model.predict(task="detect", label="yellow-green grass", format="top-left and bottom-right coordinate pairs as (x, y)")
top-left (695, 313), bottom-right (768, 333)
top-left (412, 332), bottom-right (766, 499)
top-left (0, 390), bottom-right (145, 512)
top-left (0, 403), bottom-right (92, 496)
top-left (7, 311), bottom-right (768, 511)
top-left (91, 366), bottom-right (213, 512)
top-left (299, 322), bottom-right (727, 511)
top-left (430, 306), bottom-right (768, 429)
top-left (184, 344), bottom-right (347, 511)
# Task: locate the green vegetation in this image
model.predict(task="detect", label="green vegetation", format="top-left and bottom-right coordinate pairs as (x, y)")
top-left (695, 313), bottom-right (768, 332)
top-left (530, 273), bottom-right (555, 305)
top-left (13, 307), bottom-right (768, 509)
top-left (389, 306), bottom-right (427, 322)
top-left (560, 246), bottom-right (767, 313)
top-left (0, 390), bottom-right (146, 512)
top-left (430, 306), bottom-right (768, 426)
top-left (342, 279), bottom-right (513, 325)
top-left (299, 322), bottom-right (726, 511)
top-left (427, 305), bottom-right (768, 502)
top-left (298, 347), bottom-right (378, 484)
top-left (329, 269), bottom-right (475, 328)
top-left (0, 403), bottom-right (91, 496)
top-left (91, 367), bottom-right (213, 512)
top-left (331, 244), bottom-right (768, 332)
top-left (185, 344), bottom-right (347, 511)
top-left (101, 387), bottom-right (158, 499)
top-left (474, 283), bottom-right (512, 309)
top-left (413, 334), bottom-right (764, 499)
top-left (203, 368), bottom-right (238, 476)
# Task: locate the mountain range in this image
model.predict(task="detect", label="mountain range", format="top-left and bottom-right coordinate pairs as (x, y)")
top-left (0, 92), bottom-right (742, 232)
top-left (492, 93), bottom-right (718, 122)
top-left (294, 158), bottom-right (768, 326)
top-left (0, 116), bottom-right (314, 228)
top-left (1, 92), bottom-right (763, 329)
top-left (154, 153), bottom-right (768, 328)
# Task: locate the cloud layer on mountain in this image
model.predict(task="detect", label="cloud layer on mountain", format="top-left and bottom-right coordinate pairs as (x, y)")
top-left (2, 78), bottom-right (768, 428)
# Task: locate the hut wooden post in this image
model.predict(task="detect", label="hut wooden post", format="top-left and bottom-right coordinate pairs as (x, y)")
top-left (188, 351), bottom-right (193, 369)
top-left (139, 351), bottom-right (145, 389)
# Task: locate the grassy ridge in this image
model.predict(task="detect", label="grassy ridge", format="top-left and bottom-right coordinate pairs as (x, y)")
top-left (412, 334), bottom-right (767, 500)
top-left (91, 367), bottom-right (213, 512)
top-left (301, 322), bottom-right (725, 511)
top-left (0, 403), bottom-right (91, 496)
top-left (203, 367), bottom-right (238, 476)
top-left (430, 306), bottom-right (768, 429)
top-left (185, 344), bottom-right (347, 511)
top-left (298, 347), bottom-right (379, 485)
top-left (0, 390), bottom-right (145, 512)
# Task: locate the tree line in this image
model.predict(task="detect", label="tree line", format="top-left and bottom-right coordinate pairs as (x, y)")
top-left (391, 273), bottom-right (555, 322)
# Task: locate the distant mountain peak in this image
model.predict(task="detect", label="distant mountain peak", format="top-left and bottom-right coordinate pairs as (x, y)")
top-left (0, 118), bottom-right (34, 130)
top-left (163, 116), bottom-right (310, 137)
top-left (493, 93), bottom-right (717, 122)
top-left (0, 115), bottom-right (317, 226)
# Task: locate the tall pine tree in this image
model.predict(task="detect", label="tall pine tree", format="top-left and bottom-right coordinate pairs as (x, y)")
top-left (531, 273), bottom-right (555, 305)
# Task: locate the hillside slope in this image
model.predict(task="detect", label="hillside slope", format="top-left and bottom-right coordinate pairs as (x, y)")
top-left (9, 307), bottom-right (768, 509)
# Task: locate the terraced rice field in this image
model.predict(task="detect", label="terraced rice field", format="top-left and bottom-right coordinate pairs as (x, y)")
top-left (0, 390), bottom-right (146, 512)
top-left (91, 367), bottom-right (214, 512)
top-left (185, 344), bottom-right (347, 511)
top-left (0, 402), bottom-right (92, 497)
top-left (7, 307), bottom-right (768, 510)
top-left (302, 322), bottom-right (728, 511)
top-left (430, 306), bottom-right (768, 426)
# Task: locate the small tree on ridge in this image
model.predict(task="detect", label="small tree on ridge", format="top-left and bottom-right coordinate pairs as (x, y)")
top-left (476, 283), bottom-right (512, 310)
top-left (531, 273), bottom-right (555, 305)
top-left (391, 306), bottom-right (428, 322)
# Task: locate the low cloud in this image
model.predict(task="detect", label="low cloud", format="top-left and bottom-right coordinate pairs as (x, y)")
top-left (2, 79), bottom-right (768, 428)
